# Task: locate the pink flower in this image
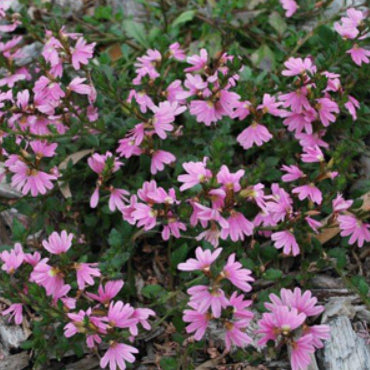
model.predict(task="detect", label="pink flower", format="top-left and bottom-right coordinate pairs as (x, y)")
top-left (306, 216), bottom-right (322, 233)
top-left (178, 247), bottom-right (222, 272)
top-left (237, 123), bottom-right (272, 149)
top-left (271, 230), bottom-right (300, 256)
top-left (116, 138), bottom-right (142, 159)
top-left (316, 98), bottom-right (339, 126)
top-left (258, 94), bottom-right (285, 117)
top-left (30, 141), bottom-right (57, 158)
top-left (0, 243), bottom-right (24, 274)
top-left (189, 100), bottom-right (222, 126)
top-left (232, 100), bottom-right (251, 120)
top-left (75, 263), bottom-right (101, 290)
top-left (86, 280), bottom-right (124, 304)
top-left (161, 216), bottom-right (187, 240)
top-left (281, 165), bottom-right (305, 182)
top-left (183, 302), bottom-right (210, 340)
top-left (107, 301), bottom-right (137, 331)
top-left (88, 152), bottom-right (122, 175)
top-left (220, 211), bottom-right (254, 242)
top-left (132, 203), bottom-right (157, 230)
top-left (290, 334), bottom-right (315, 370)
top-left (109, 188), bottom-right (129, 212)
top-left (264, 184), bottom-right (293, 222)
top-left (305, 325), bottom-right (330, 349)
top-left (187, 285), bottom-right (229, 318)
top-left (332, 193), bottom-right (353, 212)
top-left (344, 95), bottom-right (360, 120)
top-left (42, 230), bottom-right (73, 255)
top-left (347, 46), bottom-right (370, 66)
top-left (90, 187), bottom-right (100, 208)
top-left (224, 320), bottom-right (252, 350)
top-left (150, 150), bottom-right (176, 174)
top-left (71, 38), bottom-right (95, 70)
top-left (282, 57), bottom-right (316, 77)
top-left (229, 292), bottom-right (253, 321)
top-left (100, 342), bottom-right (138, 370)
top-left (280, 0), bottom-right (298, 17)
top-left (256, 306), bottom-right (306, 346)
top-left (222, 254), bottom-right (254, 292)
top-left (68, 77), bottom-right (92, 95)
top-left (334, 8), bottom-right (364, 39)
top-left (131, 308), bottom-right (155, 333)
top-left (338, 214), bottom-right (370, 247)
top-left (301, 146), bottom-right (324, 163)
top-left (2, 303), bottom-right (23, 325)
top-left (266, 288), bottom-right (325, 317)
top-left (169, 42), bottom-right (186, 60)
top-left (292, 184), bottom-right (322, 204)
top-left (279, 88), bottom-right (311, 114)
top-left (217, 165), bottom-right (244, 192)
top-left (185, 49), bottom-right (208, 72)
top-left (178, 158), bottom-right (212, 191)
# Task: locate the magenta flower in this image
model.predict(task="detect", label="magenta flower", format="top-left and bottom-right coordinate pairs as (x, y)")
top-left (109, 188), bottom-right (129, 212)
top-left (347, 46), bottom-right (370, 66)
top-left (305, 325), bottom-right (330, 349)
top-left (42, 230), bottom-right (73, 255)
top-left (161, 216), bottom-right (187, 240)
top-left (256, 305), bottom-right (306, 346)
top-left (131, 308), bottom-right (155, 333)
top-left (100, 342), bottom-right (138, 370)
top-left (281, 165), bottom-right (305, 182)
top-left (232, 100), bottom-right (251, 120)
top-left (30, 140), bottom-right (58, 158)
top-left (334, 8), bottom-right (364, 39)
top-left (187, 285), bottom-right (229, 318)
top-left (344, 95), bottom-right (360, 120)
top-left (279, 88), bottom-right (311, 114)
top-left (222, 254), bottom-right (254, 292)
top-left (2, 303), bottom-right (23, 325)
top-left (68, 77), bottom-right (92, 95)
top-left (116, 137), bottom-right (142, 159)
top-left (107, 301), bottom-right (137, 331)
top-left (178, 158), bottom-right (212, 191)
top-left (185, 48), bottom-right (208, 72)
top-left (71, 37), bottom-right (95, 70)
top-left (229, 292), bottom-right (253, 321)
top-left (183, 301), bottom-right (211, 340)
top-left (306, 216), bottom-right (322, 233)
top-left (316, 98), bottom-right (339, 126)
top-left (178, 246), bottom-right (222, 272)
top-left (224, 320), bottom-right (252, 350)
top-left (279, 0), bottom-right (298, 17)
top-left (0, 243), bottom-right (24, 274)
top-left (169, 42), bottom-right (186, 61)
top-left (88, 152), bottom-right (122, 175)
top-left (189, 99), bottom-right (222, 126)
top-left (64, 309), bottom-right (90, 338)
top-left (217, 165), bottom-right (244, 192)
top-left (292, 184), bottom-right (322, 204)
top-left (258, 94), bottom-right (285, 117)
top-left (86, 280), bottom-right (124, 305)
top-left (237, 122), bottom-right (272, 149)
top-left (75, 263), bottom-right (101, 290)
top-left (338, 214), bottom-right (370, 247)
top-left (271, 230), bottom-right (300, 256)
top-left (332, 193), bottom-right (353, 212)
top-left (150, 150), bottom-right (176, 175)
top-left (221, 212), bottom-right (254, 242)
top-left (290, 334), bottom-right (315, 370)
top-left (301, 146), bottom-right (324, 163)
top-left (282, 57), bottom-right (316, 77)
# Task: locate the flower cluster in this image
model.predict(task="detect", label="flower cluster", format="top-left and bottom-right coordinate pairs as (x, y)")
top-left (257, 288), bottom-right (330, 370)
top-left (334, 8), bottom-right (369, 66)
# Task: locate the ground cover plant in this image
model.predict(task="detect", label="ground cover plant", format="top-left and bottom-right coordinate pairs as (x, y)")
top-left (0, 0), bottom-right (369, 369)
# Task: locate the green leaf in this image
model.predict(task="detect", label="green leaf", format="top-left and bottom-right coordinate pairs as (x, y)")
top-left (160, 357), bottom-right (178, 370)
top-left (171, 10), bottom-right (196, 28)
top-left (263, 268), bottom-right (283, 281)
top-left (12, 218), bottom-right (27, 241)
top-left (123, 20), bottom-right (148, 48)
top-left (141, 284), bottom-right (166, 299)
top-left (108, 228), bottom-right (123, 249)
top-left (268, 11), bottom-right (287, 35)
top-left (351, 275), bottom-right (369, 296)
top-left (171, 243), bottom-right (188, 270)
top-left (251, 44), bottom-right (275, 71)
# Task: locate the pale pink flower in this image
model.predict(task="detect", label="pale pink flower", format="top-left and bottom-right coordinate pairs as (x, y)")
top-left (217, 165), bottom-right (244, 192)
top-left (107, 301), bottom-right (137, 331)
top-left (221, 212), bottom-right (254, 242)
top-left (280, 0), bottom-right (298, 17)
top-left (316, 98), bottom-right (339, 126)
top-left (132, 203), bottom-right (157, 230)
top-left (305, 325), bottom-right (330, 349)
top-left (282, 111), bottom-right (314, 134)
top-left (306, 216), bottom-right (322, 233)
top-left (187, 285), bottom-right (229, 318)
top-left (271, 230), bottom-right (300, 256)
top-left (71, 38), bottom-right (95, 70)
top-left (24, 251), bottom-right (41, 266)
top-left (290, 334), bottom-right (315, 370)
top-left (292, 184), bottom-right (322, 204)
top-left (281, 165), bottom-right (305, 182)
top-left (100, 342), bottom-right (138, 370)
top-left (189, 100), bottom-right (222, 126)
top-left (229, 292), bottom-right (253, 321)
top-left (169, 42), bottom-right (186, 60)
top-left (90, 187), bottom-right (100, 208)
top-left (258, 94), bottom-right (285, 116)
top-left (332, 193), bottom-right (353, 212)
top-left (334, 8), bottom-right (364, 39)
top-left (222, 254), bottom-right (254, 292)
top-left (68, 77), bottom-right (92, 95)
top-left (224, 320), bottom-right (252, 350)
top-left (264, 184), bottom-right (293, 223)
top-left (282, 57), bottom-right (316, 77)
top-left (30, 141), bottom-right (57, 158)
top-left (347, 46), bottom-right (370, 66)
top-left (2, 303), bottom-right (23, 325)
top-left (116, 137), bottom-right (142, 158)
top-left (279, 88), bottom-right (311, 113)
top-left (131, 308), bottom-right (155, 333)
top-left (232, 100), bottom-right (251, 120)
top-left (1, 243), bottom-right (24, 274)
top-left (296, 132), bottom-right (329, 149)
top-left (109, 188), bottom-right (129, 212)
top-left (185, 49), bottom-right (208, 72)
top-left (42, 230), bottom-right (73, 255)
top-left (161, 217), bottom-right (187, 240)
top-left (338, 214), bottom-right (370, 247)
top-left (183, 301), bottom-right (210, 341)
top-left (86, 280), bottom-right (124, 304)
top-left (256, 306), bottom-right (306, 346)
top-left (150, 150), bottom-right (176, 174)
top-left (237, 123), bottom-right (272, 149)
top-left (88, 152), bottom-right (122, 175)
top-left (178, 247), bottom-right (222, 272)
top-left (75, 263), bottom-right (101, 290)
top-left (178, 158), bottom-right (212, 191)
top-left (344, 95), bottom-right (360, 120)
top-left (301, 146), bottom-right (324, 163)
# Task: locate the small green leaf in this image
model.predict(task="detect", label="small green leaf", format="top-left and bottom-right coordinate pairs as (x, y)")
top-left (123, 20), bottom-right (148, 48)
top-left (268, 12), bottom-right (287, 35)
top-left (141, 284), bottom-right (166, 299)
top-left (160, 356), bottom-right (178, 370)
top-left (263, 268), bottom-right (283, 281)
top-left (171, 10), bottom-right (196, 28)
